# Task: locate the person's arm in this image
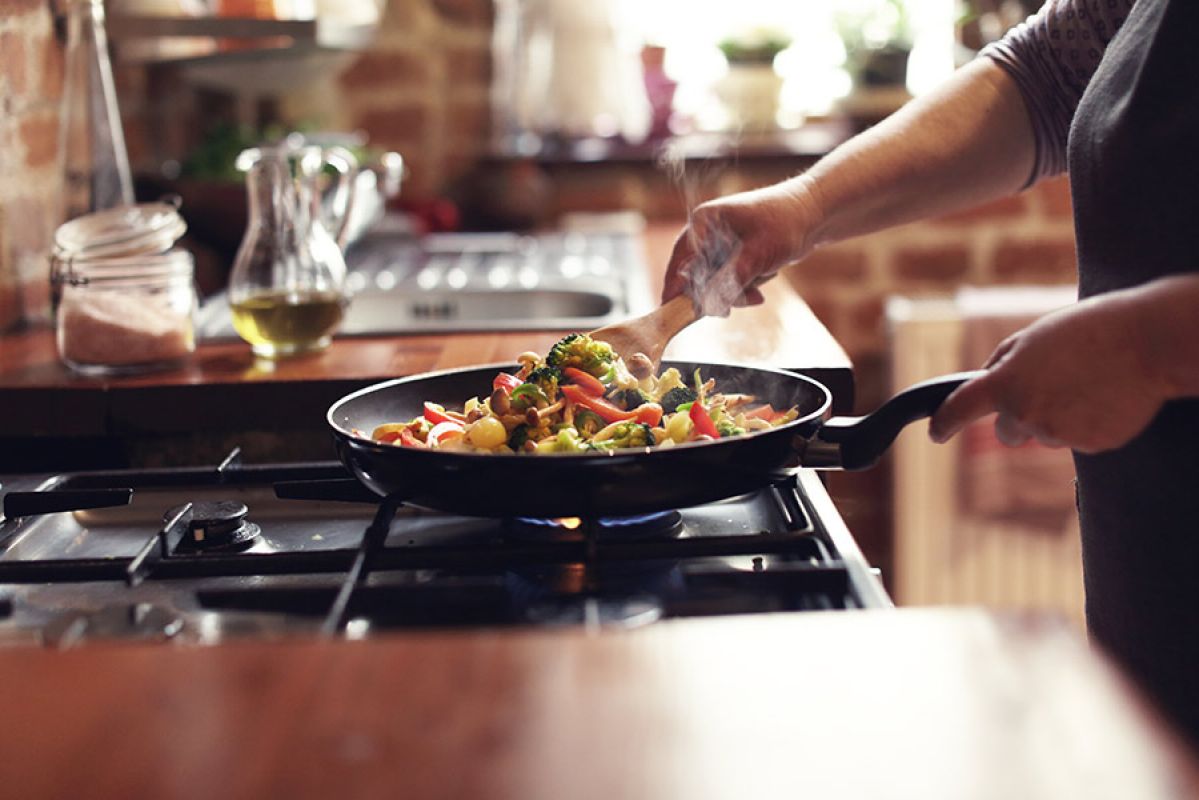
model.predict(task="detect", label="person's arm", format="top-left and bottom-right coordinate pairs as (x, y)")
top-left (663, 58), bottom-right (1035, 314)
top-left (929, 273), bottom-right (1199, 453)
top-left (799, 57), bottom-right (1035, 246)
top-left (803, 0), bottom-right (1136, 246)
top-left (663, 0), bottom-right (1134, 315)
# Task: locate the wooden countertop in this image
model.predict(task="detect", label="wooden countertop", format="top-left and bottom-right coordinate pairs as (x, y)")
top-left (0, 224), bottom-right (853, 441)
top-left (0, 609), bottom-right (1194, 799)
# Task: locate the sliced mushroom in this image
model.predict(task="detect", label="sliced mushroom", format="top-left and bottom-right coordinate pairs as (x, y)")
top-left (490, 388), bottom-right (511, 415)
top-left (627, 353), bottom-right (654, 380)
top-left (525, 399), bottom-right (564, 428)
top-left (721, 393), bottom-right (756, 409)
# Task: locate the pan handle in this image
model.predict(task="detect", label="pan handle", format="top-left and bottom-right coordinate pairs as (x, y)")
top-left (804, 371), bottom-right (985, 470)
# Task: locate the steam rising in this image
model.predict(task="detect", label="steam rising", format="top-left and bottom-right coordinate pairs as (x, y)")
top-left (656, 138), bottom-right (746, 318)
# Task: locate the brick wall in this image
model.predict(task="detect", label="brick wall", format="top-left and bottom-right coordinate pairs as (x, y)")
top-left (0, 1), bottom-right (63, 329)
top-left (782, 176), bottom-right (1076, 364)
top-left (0, 0), bottom-right (495, 330)
top-left (328, 0), bottom-right (494, 199)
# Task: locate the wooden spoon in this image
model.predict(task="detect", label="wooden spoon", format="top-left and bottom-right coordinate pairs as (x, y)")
top-left (589, 295), bottom-right (699, 367)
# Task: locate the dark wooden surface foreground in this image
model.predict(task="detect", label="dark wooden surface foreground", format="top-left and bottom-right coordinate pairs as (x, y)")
top-left (0, 609), bottom-right (1195, 799)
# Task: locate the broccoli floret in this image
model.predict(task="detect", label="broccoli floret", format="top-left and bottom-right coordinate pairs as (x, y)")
top-left (525, 365), bottom-right (562, 400)
top-left (546, 333), bottom-right (616, 376)
top-left (608, 387), bottom-right (647, 410)
top-left (561, 428), bottom-right (590, 452)
top-left (589, 422), bottom-right (655, 450)
top-left (539, 428), bottom-right (588, 453)
top-left (715, 418), bottom-right (746, 438)
top-left (660, 386), bottom-right (698, 411)
top-left (654, 367), bottom-right (686, 397)
top-left (508, 424), bottom-right (530, 450)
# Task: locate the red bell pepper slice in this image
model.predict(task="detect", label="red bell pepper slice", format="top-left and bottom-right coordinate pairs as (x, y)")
top-left (423, 402), bottom-right (458, 425)
top-left (399, 429), bottom-right (427, 448)
top-left (689, 400), bottom-right (720, 439)
top-left (633, 402), bottom-right (663, 427)
top-left (562, 367), bottom-right (606, 397)
top-left (745, 404), bottom-right (784, 423)
top-left (561, 384), bottom-right (637, 423)
top-left (493, 372), bottom-right (523, 393)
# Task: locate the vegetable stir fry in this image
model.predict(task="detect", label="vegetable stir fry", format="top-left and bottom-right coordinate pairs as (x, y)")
top-left (369, 334), bottom-right (799, 454)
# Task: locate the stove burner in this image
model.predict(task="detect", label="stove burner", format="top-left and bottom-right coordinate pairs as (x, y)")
top-left (165, 500), bottom-right (261, 552)
top-left (508, 510), bottom-right (684, 541)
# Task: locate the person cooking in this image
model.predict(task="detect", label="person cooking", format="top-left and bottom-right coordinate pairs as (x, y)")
top-left (664, 0), bottom-right (1199, 747)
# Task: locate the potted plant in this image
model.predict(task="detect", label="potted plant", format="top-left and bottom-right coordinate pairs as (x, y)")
top-left (712, 26), bottom-right (792, 131)
top-left (836, 0), bottom-right (913, 89)
top-left (833, 0), bottom-right (913, 125)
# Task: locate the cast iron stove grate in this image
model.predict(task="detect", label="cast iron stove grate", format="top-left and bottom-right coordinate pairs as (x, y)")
top-left (0, 449), bottom-right (883, 640)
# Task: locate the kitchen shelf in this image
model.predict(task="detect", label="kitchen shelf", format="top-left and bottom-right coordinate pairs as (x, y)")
top-left (106, 14), bottom-right (376, 66)
top-left (488, 120), bottom-right (854, 166)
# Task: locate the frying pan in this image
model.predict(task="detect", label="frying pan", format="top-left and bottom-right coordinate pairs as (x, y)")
top-left (327, 362), bottom-right (983, 518)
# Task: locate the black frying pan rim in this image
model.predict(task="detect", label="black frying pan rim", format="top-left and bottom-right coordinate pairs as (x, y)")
top-left (326, 360), bottom-right (833, 462)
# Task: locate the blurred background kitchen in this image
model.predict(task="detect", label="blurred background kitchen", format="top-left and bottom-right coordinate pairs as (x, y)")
top-left (0, 0), bottom-right (1082, 621)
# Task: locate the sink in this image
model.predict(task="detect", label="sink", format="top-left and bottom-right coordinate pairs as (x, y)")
top-left (195, 228), bottom-right (652, 338)
top-left (341, 288), bottom-right (615, 334)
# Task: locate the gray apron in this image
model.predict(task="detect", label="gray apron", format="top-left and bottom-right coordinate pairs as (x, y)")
top-left (1068, 0), bottom-right (1199, 748)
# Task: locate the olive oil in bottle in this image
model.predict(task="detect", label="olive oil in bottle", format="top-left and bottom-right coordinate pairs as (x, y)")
top-left (231, 289), bottom-right (347, 357)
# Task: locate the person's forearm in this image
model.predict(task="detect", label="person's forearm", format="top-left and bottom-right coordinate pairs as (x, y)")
top-left (786, 58), bottom-right (1037, 248)
top-left (1128, 274), bottom-right (1199, 400)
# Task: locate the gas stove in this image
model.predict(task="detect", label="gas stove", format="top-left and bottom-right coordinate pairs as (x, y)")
top-left (0, 450), bottom-right (889, 647)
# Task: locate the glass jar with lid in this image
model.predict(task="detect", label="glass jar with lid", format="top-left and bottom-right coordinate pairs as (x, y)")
top-left (50, 201), bottom-right (188, 314)
top-left (56, 249), bottom-right (197, 375)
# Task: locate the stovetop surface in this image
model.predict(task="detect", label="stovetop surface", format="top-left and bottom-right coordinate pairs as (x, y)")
top-left (0, 458), bottom-right (886, 646)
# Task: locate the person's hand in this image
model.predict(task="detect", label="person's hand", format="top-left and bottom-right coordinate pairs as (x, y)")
top-left (928, 291), bottom-right (1174, 453)
top-left (661, 182), bottom-right (821, 317)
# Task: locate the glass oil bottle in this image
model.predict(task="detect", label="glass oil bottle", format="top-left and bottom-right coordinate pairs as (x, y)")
top-left (228, 145), bottom-right (356, 357)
